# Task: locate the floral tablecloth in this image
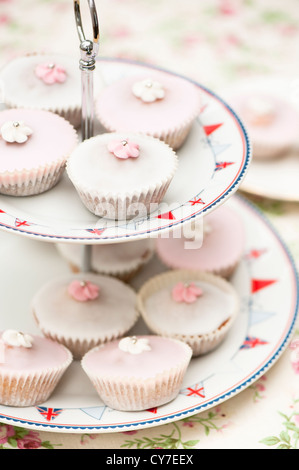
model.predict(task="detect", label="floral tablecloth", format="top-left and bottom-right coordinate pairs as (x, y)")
top-left (0, 0), bottom-right (299, 450)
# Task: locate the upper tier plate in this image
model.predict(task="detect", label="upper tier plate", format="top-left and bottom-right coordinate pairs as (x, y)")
top-left (0, 58), bottom-right (251, 244)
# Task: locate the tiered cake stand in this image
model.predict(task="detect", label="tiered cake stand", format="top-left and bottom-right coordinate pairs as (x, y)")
top-left (0, 2), bottom-right (297, 433)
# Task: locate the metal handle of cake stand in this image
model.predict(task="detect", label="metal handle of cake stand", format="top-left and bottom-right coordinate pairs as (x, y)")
top-left (73, 0), bottom-right (100, 272)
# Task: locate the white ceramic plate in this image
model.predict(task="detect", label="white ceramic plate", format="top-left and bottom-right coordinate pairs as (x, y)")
top-left (0, 58), bottom-right (251, 243)
top-left (220, 76), bottom-right (299, 202)
top-left (0, 195), bottom-right (297, 433)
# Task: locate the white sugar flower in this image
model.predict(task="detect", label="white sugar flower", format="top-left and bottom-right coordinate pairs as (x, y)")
top-left (0, 120), bottom-right (33, 144)
top-left (132, 78), bottom-right (165, 103)
top-left (118, 336), bottom-right (151, 355)
top-left (2, 329), bottom-right (33, 348)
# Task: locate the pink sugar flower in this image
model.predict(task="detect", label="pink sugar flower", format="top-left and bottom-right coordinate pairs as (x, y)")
top-left (107, 139), bottom-right (140, 159)
top-left (68, 280), bottom-right (100, 302)
top-left (172, 282), bottom-right (203, 304)
top-left (35, 63), bottom-right (67, 85)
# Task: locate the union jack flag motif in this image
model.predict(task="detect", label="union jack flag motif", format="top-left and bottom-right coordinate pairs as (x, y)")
top-left (86, 228), bottom-right (105, 236)
top-left (15, 218), bottom-right (30, 228)
top-left (215, 161), bottom-right (234, 171)
top-left (189, 197), bottom-right (205, 206)
top-left (36, 407), bottom-right (63, 421)
top-left (240, 336), bottom-right (268, 349)
top-left (180, 382), bottom-right (205, 398)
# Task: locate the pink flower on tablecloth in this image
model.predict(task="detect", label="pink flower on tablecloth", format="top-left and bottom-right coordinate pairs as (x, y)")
top-left (17, 430), bottom-right (42, 449)
top-left (0, 14), bottom-right (10, 24)
top-left (172, 282), bottom-right (203, 304)
top-left (0, 425), bottom-right (15, 445)
top-left (183, 421), bottom-right (195, 428)
top-left (295, 415), bottom-right (299, 426)
top-left (68, 280), bottom-right (100, 302)
top-left (122, 430), bottom-right (138, 435)
top-left (107, 139), bottom-right (140, 159)
top-left (219, 0), bottom-right (238, 15)
top-left (290, 339), bottom-right (299, 374)
top-left (35, 63), bottom-right (67, 85)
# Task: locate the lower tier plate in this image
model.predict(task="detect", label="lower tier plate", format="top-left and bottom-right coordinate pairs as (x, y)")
top-left (0, 195), bottom-right (297, 433)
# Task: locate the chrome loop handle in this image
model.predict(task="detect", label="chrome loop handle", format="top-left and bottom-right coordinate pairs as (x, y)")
top-left (74, 0), bottom-right (100, 70)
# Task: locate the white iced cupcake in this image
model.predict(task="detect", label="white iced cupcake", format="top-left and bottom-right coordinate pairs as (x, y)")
top-left (66, 132), bottom-right (178, 220)
top-left (0, 329), bottom-right (72, 407)
top-left (31, 273), bottom-right (139, 359)
top-left (0, 108), bottom-right (78, 196)
top-left (137, 270), bottom-right (240, 356)
top-left (81, 335), bottom-right (192, 411)
top-left (56, 239), bottom-right (155, 281)
top-left (0, 53), bottom-right (103, 128)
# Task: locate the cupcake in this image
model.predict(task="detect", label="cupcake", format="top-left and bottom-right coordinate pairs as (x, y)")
top-left (31, 273), bottom-right (139, 359)
top-left (156, 205), bottom-right (245, 278)
top-left (95, 70), bottom-right (202, 150)
top-left (81, 335), bottom-right (192, 411)
top-left (0, 329), bottom-right (72, 407)
top-left (0, 53), bottom-right (103, 128)
top-left (66, 132), bottom-right (178, 220)
top-left (137, 270), bottom-right (240, 356)
top-left (0, 108), bottom-right (78, 196)
top-left (228, 92), bottom-right (299, 159)
top-left (56, 239), bottom-right (155, 281)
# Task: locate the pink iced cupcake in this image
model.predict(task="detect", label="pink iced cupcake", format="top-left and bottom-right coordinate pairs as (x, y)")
top-left (95, 71), bottom-right (202, 150)
top-left (137, 270), bottom-right (240, 356)
top-left (0, 108), bottom-right (78, 196)
top-left (0, 329), bottom-right (72, 407)
top-left (81, 335), bottom-right (192, 411)
top-left (31, 273), bottom-right (139, 359)
top-left (228, 92), bottom-right (299, 159)
top-left (66, 132), bottom-right (178, 220)
top-left (156, 205), bottom-right (245, 278)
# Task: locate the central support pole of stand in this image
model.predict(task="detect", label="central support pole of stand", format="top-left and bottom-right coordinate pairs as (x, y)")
top-left (74, 0), bottom-right (100, 273)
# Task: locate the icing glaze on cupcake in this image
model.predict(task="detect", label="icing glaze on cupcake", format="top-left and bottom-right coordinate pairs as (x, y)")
top-left (0, 329), bottom-right (72, 406)
top-left (137, 270), bottom-right (240, 356)
top-left (156, 205), bottom-right (245, 278)
top-left (81, 335), bottom-right (192, 410)
top-left (31, 273), bottom-right (139, 359)
top-left (228, 92), bottom-right (299, 159)
top-left (66, 132), bottom-right (178, 220)
top-left (0, 108), bottom-right (78, 196)
top-left (95, 70), bottom-right (202, 150)
top-left (0, 53), bottom-right (103, 127)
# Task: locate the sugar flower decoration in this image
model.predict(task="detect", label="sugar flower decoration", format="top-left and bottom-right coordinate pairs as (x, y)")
top-left (172, 282), bottom-right (203, 304)
top-left (132, 78), bottom-right (165, 103)
top-left (118, 336), bottom-right (151, 355)
top-left (68, 280), bottom-right (100, 302)
top-left (2, 329), bottom-right (33, 348)
top-left (35, 63), bottom-right (67, 85)
top-left (107, 139), bottom-right (140, 159)
top-left (0, 121), bottom-right (33, 144)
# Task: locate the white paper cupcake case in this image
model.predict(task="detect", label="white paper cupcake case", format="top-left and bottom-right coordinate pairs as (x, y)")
top-left (0, 158), bottom-right (67, 196)
top-left (0, 347), bottom-right (72, 407)
top-left (81, 340), bottom-right (192, 411)
top-left (137, 269), bottom-right (240, 356)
